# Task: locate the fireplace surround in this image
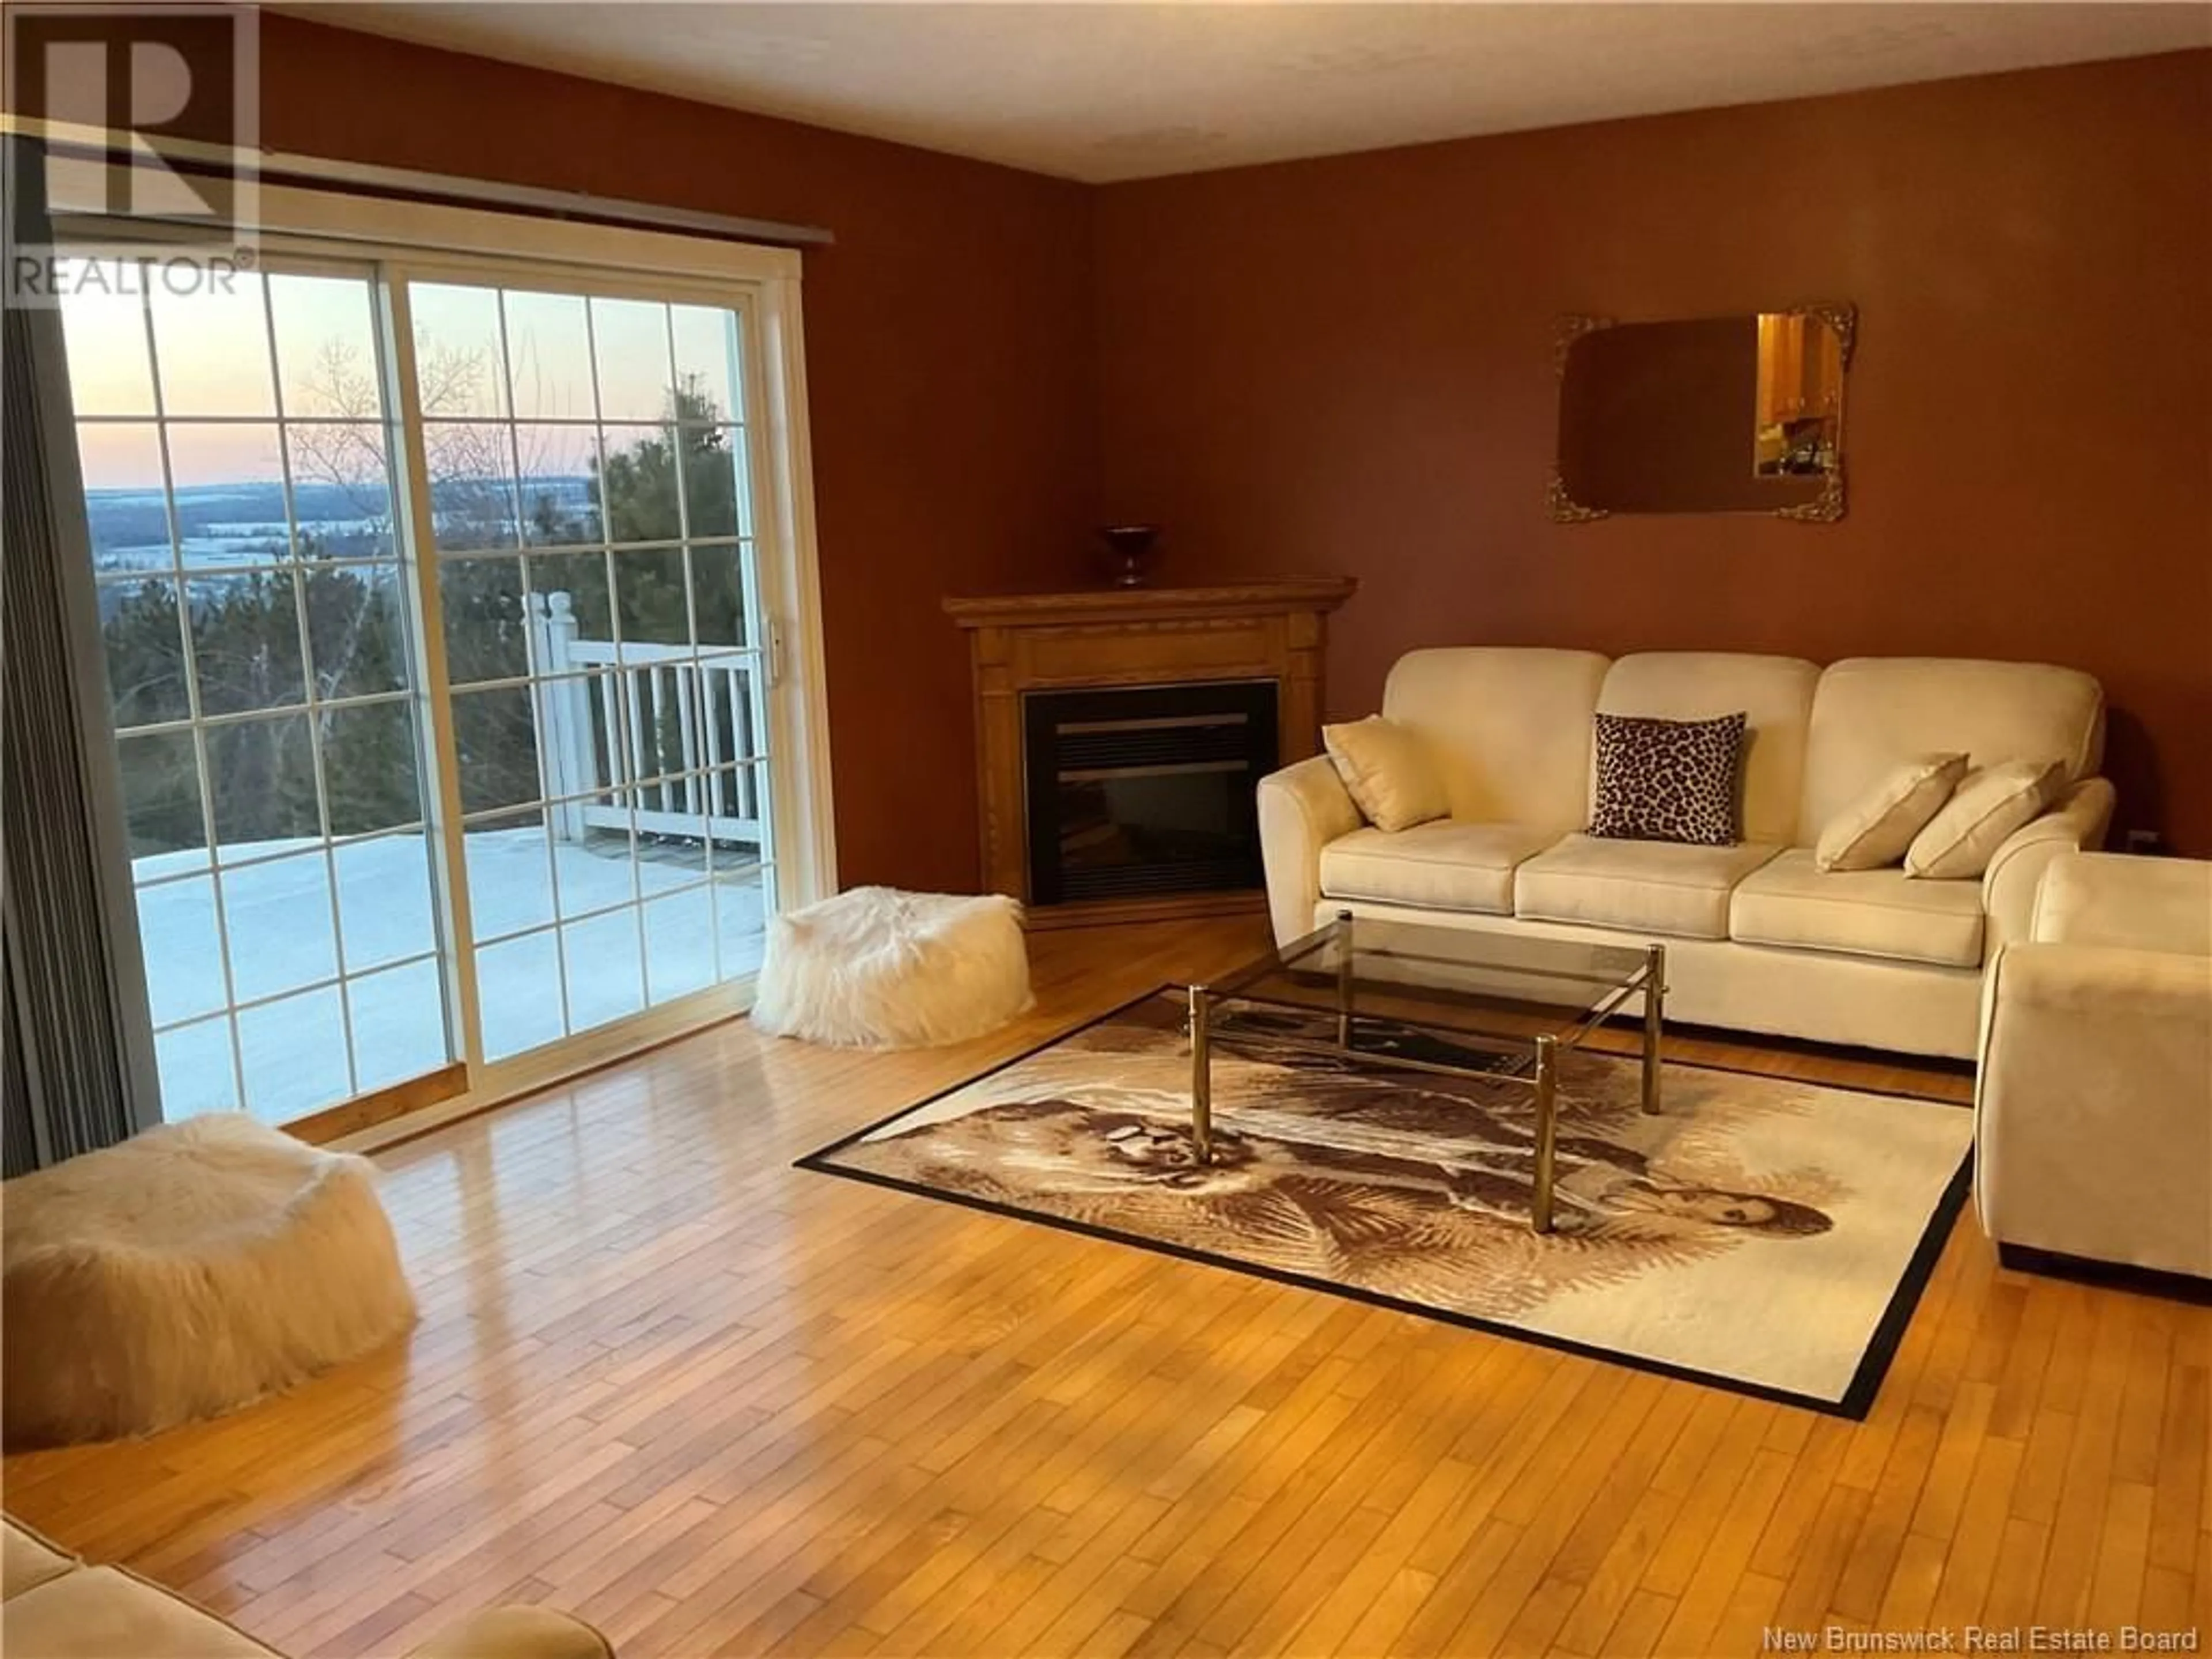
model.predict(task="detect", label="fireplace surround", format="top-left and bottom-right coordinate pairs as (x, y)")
top-left (945, 579), bottom-right (1355, 926)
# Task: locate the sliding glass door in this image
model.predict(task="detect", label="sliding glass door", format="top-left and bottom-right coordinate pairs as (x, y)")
top-left (52, 218), bottom-right (818, 1130)
top-left (399, 275), bottom-right (774, 1065)
top-left (59, 257), bottom-right (452, 1123)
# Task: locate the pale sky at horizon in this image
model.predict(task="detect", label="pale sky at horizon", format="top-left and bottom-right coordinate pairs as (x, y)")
top-left (59, 263), bottom-right (745, 494)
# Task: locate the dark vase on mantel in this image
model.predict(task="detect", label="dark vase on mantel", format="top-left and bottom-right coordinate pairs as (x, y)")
top-left (1099, 524), bottom-right (1160, 589)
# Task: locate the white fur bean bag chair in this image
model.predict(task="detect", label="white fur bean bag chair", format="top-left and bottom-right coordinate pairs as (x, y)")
top-left (1, 1114), bottom-right (416, 1448)
top-left (750, 887), bottom-right (1032, 1048)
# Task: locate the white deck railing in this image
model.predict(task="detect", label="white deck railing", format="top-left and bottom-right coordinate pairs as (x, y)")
top-left (525, 591), bottom-right (763, 846)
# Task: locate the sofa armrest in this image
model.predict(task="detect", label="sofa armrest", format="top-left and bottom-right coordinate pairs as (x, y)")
top-left (1975, 940), bottom-right (2212, 1274)
top-left (1257, 755), bottom-right (1362, 945)
top-left (2029, 849), bottom-right (2212, 956)
top-left (1980, 778), bottom-right (2115, 954)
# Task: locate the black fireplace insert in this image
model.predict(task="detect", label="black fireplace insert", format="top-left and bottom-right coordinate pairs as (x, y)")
top-left (1023, 680), bottom-right (1279, 906)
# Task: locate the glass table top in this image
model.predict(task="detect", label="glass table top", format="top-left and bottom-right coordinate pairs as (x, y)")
top-left (1206, 913), bottom-right (1657, 1051)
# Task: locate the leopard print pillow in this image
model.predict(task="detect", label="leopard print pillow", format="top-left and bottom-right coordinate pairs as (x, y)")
top-left (1590, 711), bottom-right (1748, 846)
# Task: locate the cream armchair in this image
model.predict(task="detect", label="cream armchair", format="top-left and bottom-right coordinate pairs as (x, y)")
top-left (1975, 852), bottom-right (2212, 1280)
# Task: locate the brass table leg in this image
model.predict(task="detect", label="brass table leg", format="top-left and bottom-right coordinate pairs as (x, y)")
top-left (1642, 942), bottom-right (1666, 1116)
top-left (1190, 982), bottom-right (1213, 1165)
top-left (1532, 1033), bottom-right (1559, 1234)
top-left (1335, 908), bottom-right (1355, 1049)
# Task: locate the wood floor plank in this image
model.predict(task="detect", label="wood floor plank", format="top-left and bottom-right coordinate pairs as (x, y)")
top-left (3, 914), bottom-right (2200, 1658)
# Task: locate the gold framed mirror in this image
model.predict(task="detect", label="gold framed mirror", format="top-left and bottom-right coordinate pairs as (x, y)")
top-left (1550, 304), bottom-right (1856, 522)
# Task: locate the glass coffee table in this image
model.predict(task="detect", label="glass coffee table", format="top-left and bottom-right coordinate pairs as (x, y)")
top-left (1188, 911), bottom-right (1666, 1233)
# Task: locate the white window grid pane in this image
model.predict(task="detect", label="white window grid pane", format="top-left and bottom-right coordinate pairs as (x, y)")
top-left (104, 684), bottom-right (416, 739)
top-left (641, 887), bottom-right (717, 1007)
top-left (237, 986), bottom-right (353, 1123)
top-left (454, 760), bottom-right (768, 828)
top-left (58, 273), bottom-right (157, 415)
top-left (467, 854), bottom-right (767, 953)
top-left (709, 857), bottom-right (772, 984)
top-left (332, 832), bottom-right (443, 972)
top-left (133, 872), bottom-right (227, 1027)
top-left (78, 414), bottom-right (407, 426)
top-left (551, 815), bottom-right (641, 926)
top-left (459, 811), bottom-right (560, 945)
top-left (154, 1014), bottom-right (243, 1118)
top-left (475, 929), bottom-right (567, 1062)
top-left (462, 296), bottom-right (586, 1033)
top-left (146, 948), bottom-right (442, 1035)
top-left (93, 260), bottom-right (465, 1122)
top-left (93, 570), bottom-right (194, 733)
top-left (344, 959), bottom-right (452, 1096)
top-left (560, 907), bottom-right (645, 1035)
top-left (446, 287), bottom-right (771, 1017)
top-left (97, 555), bottom-right (412, 589)
top-left (134, 286), bottom-right (251, 1109)
top-left (134, 813), bottom-right (433, 888)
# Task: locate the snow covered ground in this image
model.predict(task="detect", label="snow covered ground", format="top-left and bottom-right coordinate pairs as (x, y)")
top-left (138, 828), bottom-right (765, 1124)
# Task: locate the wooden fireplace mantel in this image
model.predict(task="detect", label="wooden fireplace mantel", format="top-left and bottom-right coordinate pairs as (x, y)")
top-left (945, 577), bottom-right (1357, 926)
top-left (942, 577), bottom-right (1358, 633)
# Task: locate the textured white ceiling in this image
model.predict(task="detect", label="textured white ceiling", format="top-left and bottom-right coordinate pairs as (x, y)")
top-left (293, 2), bottom-right (2212, 183)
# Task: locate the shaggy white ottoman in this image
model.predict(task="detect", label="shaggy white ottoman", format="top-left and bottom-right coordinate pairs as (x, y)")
top-left (751, 886), bottom-right (1032, 1048)
top-left (1, 1114), bottom-right (416, 1448)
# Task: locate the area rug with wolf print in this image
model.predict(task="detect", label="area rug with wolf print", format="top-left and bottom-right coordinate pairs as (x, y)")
top-left (799, 990), bottom-right (1972, 1416)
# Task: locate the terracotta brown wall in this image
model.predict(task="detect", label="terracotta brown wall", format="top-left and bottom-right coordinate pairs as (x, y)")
top-left (254, 26), bottom-right (2212, 874)
top-left (1095, 51), bottom-right (2212, 853)
top-left (258, 14), bottom-right (1099, 892)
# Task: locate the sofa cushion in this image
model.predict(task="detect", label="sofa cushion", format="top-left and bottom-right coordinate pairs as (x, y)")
top-left (1798, 658), bottom-right (2104, 850)
top-left (1321, 716), bottom-right (1448, 832)
top-left (1905, 760), bottom-right (2066, 880)
top-left (1320, 821), bottom-right (1555, 915)
top-left (1814, 752), bottom-right (1967, 872)
top-left (1514, 834), bottom-right (1781, 940)
top-left (3, 1519), bottom-right (74, 1600)
top-left (1, 1565), bottom-right (279, 1658)
top-left (1382, 647), bottom-right (1611, 831)
top-left (1590, 711), bottom-right (1747, 846)
top-left (1596, 652), bottom-right (1820, 846)
top-left (1731, 850), bottom-right (1986, 968)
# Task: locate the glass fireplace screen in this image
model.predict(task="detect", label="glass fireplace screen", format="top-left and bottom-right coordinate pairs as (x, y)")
top-left (1022, 680), bottom-right (1278, 906)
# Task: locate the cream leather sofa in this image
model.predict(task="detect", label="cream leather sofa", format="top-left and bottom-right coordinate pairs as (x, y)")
top-left (1, 1513), bottom-right (611, 1659)
top-left (1976, 853), bottom-right (2212, 1279)
top-left (1259, 649), bottom-right (2114, 1059)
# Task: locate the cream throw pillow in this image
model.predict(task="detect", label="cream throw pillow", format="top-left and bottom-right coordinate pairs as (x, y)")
top-left (1815, 753), bottom-right (1968, 872)
top-left (1323, 717), bottom-right (1448, 833)
top-left (1904, 759), bottom-right (2066, 880)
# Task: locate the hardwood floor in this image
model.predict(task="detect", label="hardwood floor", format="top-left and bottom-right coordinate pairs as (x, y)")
top-left (6, 917), bottom-right (2208, 1657)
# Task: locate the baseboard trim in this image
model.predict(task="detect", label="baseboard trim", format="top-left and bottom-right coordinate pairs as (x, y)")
top-left (1997, 1243), bottom-right (2212, 1304)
